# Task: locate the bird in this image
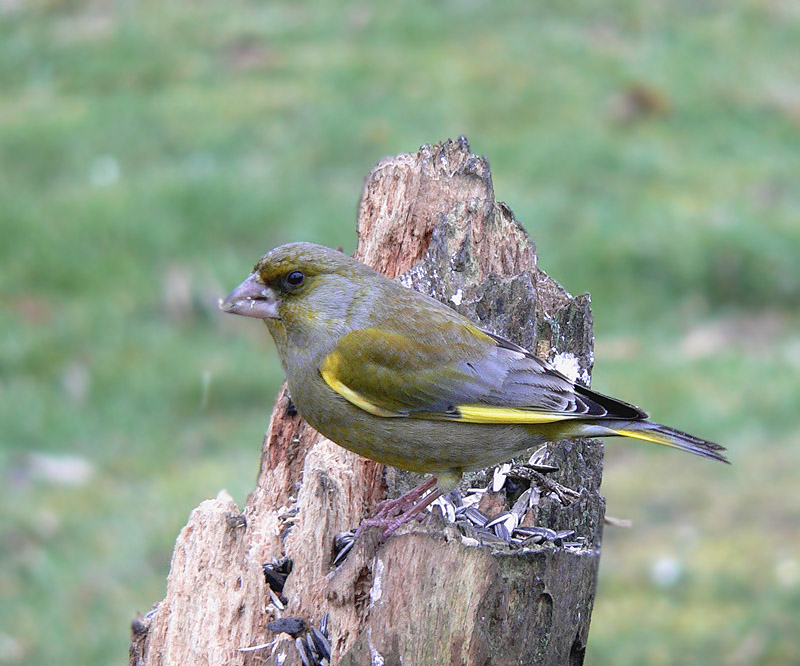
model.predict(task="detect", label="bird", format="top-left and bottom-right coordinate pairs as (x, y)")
top-left (221, 242), bottom-right (728, 532)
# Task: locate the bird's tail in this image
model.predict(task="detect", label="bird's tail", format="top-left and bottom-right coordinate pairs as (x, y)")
top-left (573, 420), bottom-right (729, 463)
top-left (605, 420), bottom-right (728, 463)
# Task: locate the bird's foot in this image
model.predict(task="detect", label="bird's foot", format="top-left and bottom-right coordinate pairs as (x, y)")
top-left (509, 465), bottom-right (580, 506)
top-left (367, 476), bottom-right (438, 524)
top-left (355, 477), bottom-right (442, 538)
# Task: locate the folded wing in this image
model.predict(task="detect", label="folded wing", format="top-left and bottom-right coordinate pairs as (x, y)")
top-left (320, 322), bottom-right (647, 424)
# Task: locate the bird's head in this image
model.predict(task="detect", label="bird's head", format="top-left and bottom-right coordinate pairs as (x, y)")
top-left (220, 242), bottom-right (375, 350)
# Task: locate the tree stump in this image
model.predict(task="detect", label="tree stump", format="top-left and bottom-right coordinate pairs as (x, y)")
top-left (128, 137), bottom-right (604, 666)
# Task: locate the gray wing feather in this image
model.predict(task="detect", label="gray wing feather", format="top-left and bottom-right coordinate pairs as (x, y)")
top-left (455, 330), bottom-right (648, 420)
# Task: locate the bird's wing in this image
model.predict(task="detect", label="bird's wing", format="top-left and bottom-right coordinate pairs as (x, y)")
top-left (320, 324), bottom-right (646, 424)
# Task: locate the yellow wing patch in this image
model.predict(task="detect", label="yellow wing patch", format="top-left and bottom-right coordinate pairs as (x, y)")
top-left (450, 404), bottom-right (571, 425)
top-left (320, 351), bottom-right (399, 418)
top-left (321, 368), bottom-right (398, 417)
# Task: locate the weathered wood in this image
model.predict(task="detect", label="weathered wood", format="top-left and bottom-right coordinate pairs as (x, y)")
top-left (128, 137), bottom-right (604, 666)
top-left (338, 535), bottom-right (599, 666)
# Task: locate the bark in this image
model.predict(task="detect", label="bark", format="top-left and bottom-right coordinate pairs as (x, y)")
top-left (128, 137), bottom-right (604, 666)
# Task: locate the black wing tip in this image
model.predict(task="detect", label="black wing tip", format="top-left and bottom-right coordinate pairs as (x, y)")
top-left (576, 383), bottom-right (649, 420)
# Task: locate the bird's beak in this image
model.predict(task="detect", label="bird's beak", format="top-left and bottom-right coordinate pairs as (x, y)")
top-left (219, 273), bottom-right (280, 320)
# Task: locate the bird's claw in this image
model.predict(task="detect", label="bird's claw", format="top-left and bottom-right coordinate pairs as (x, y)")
top-left (509, 465), bottom-right (580, 506)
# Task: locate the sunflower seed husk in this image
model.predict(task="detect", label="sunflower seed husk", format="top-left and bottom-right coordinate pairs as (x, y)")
top-left (528, 444), bottom-right (550, 466)
top-left (514, 525), bottom-right (558, 541)
top-left (306, 634), bottom-right (320, 660)
top-left (492, 463), bottom-right (512, 492)
top-left (238, 640), bottom-right (277, 653)
top-left (319, 612), bottom-right (329, 638)
top-left (296, 637), bottom-right (314, 666)
top-left (311, 627), bottom-right (331, 660)
top-left (333, 539), bottom-right (354, 566)
top-left (522, 444), bottom-right (558, 474)
top-left (465, 506), bottom-right (489, 527)
top-left (485, 511), bottom-right (518, 534)
top-left (460, 491), bottom-right (483, 508)
top-left (333, 531), bottom-right (355, 566)
top-left (263, 565), bottom-right (287, 593)
top-left (429, 496), bottom-right (456, 523)
top-left (494, 521), bottom-right (511, 541)
top-left (511, 488), bottom-right (533, 520)
top-left (520, 534), bottom-right (546, 546)
top-left (268, 587), bottom-right (285, 611)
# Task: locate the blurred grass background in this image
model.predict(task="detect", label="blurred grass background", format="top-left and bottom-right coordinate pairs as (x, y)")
top-left (1, 1), bottom-right (799, 664)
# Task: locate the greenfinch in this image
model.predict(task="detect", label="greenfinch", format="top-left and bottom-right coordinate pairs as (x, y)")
top-left (221, 242), bottom-right (727, 497)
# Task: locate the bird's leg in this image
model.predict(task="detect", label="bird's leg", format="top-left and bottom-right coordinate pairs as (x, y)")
top-left (370, 476), bottom-right (438, 521)
top-left (356, 476), bottom-right (441, 538)
top-left (509, 465), bottom-right (580, 506)
top-left (381, 485), bottom-right (443, 537)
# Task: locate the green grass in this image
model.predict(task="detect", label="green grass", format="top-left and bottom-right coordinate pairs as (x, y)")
top-left (1, 1), bottom-right (799, 664)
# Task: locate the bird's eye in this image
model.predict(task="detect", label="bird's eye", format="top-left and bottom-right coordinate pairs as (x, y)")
top-left (285, 271), bottom-right (305, 289)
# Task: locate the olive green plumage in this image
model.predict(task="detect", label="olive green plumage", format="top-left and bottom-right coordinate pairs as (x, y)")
top-left (221, 242), bottom-right (727, 490)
